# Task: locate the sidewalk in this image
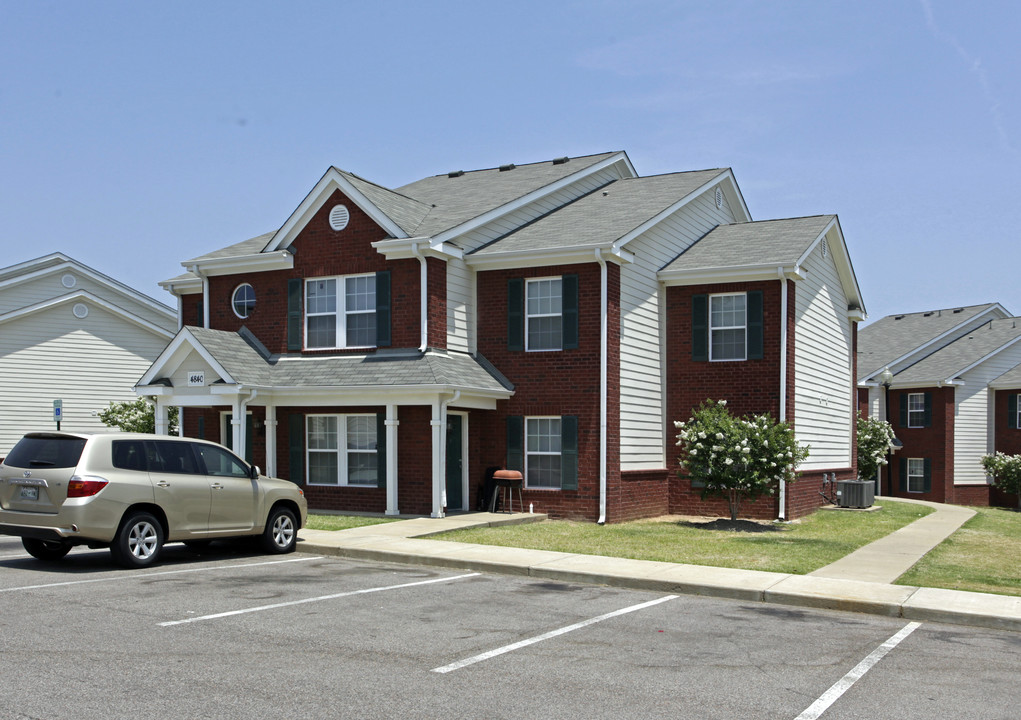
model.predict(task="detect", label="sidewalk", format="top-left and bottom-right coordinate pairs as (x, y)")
top-left (297, 500), bottom-right (1021, 633)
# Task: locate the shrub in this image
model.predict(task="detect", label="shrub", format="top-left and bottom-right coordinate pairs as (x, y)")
top-left (675, 400), bottom-right (809, 521)
top-left (856, 412), bottom-right (897, 481)
top-left (980, 452), bottom-right (1021, 508)
top-left (98, 397), bottom-right (178, 435)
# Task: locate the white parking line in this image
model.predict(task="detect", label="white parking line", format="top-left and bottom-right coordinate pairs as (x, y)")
top-left (0, 556), bottom-right (323, 593)
top-left (159, 572), bottom-right (481, 626)
top-left (432, 594), bottom-right (679, 674)
top-left (794, 621), bottom-right (921, 720)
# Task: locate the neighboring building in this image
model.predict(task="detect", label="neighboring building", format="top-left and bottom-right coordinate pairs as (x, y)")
top-left (858, 303), bottom-right (1021, 506)
top-left (0, 253), bottom-right (178, 455)
top-left (138, 151), bottom-right (864, 522)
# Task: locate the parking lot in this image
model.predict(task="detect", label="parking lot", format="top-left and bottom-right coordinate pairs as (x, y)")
top-left (1, 536), bottom-right (1018, 720)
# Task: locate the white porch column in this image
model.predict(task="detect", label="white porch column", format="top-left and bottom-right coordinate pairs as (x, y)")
top-left (232, 395), bottom-right (246, 455)
top-left (431, 398), bottom-right (444, 518)
top-left (264, 404), bottom-right (277, 477)
top-left (154, 398), bottom-right (169, 436)
top-left (385, 404), bottom-right (399, 516)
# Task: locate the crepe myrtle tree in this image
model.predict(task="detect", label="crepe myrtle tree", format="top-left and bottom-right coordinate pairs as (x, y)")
top-left (856, 412), bottom-right (897, 481)
top-left (980, 452), bottom-right (1021, 509)
top-left (99, 397), bottom-right (178, 435)
top-left (675, 399), bottom-right (809, 521)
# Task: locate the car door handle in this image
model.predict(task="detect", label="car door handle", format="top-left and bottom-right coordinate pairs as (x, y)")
top-left (211, 483), bottom-right (224, 491)
top-left (156, 481), bottom-right (170, 488)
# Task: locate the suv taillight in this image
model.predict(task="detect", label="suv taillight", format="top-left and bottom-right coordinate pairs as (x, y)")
top-left (67, 476), bottom-right (108, 498)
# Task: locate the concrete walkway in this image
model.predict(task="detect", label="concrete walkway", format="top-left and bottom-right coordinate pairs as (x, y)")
top-left (297, 500), bottom-right (1021, 633)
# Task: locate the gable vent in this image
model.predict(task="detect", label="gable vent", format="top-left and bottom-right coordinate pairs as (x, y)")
top-left (72, 303), bottom-right (89, 319)
top-left (821, 239), bottom-right (829, 258)
top-left (715, 186), bottom-right (724, 209)
top-left (61, 274), bottom-right (77, 288)
top-left (499, 164), bottom-right (515, 172)
top-left (328, 204), bottom-right (350, 232)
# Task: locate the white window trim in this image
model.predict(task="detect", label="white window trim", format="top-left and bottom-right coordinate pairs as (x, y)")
top-left (305, 413), bottom-right (377, 487)
top-left (305, 273), bottom-right (376, 350)
top-left (525, 415), bottom-right (563, 490)
top-left (906, 458), bottom-right (926, 493)
top-left (709, 291), bottom-right (747, 362)
top-left (907, 392), bottom-right (925, 428)
top-left (525, 276), bottom-right (563, 353)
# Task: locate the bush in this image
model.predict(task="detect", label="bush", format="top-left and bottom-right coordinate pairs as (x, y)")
top-left (980, 452), bottom-right (1021, 508)
top-left (856, 412), bottom-right (897, 481)
top-left (98, 398), bottom-right (178, 435)
top-left (675, 400), bottom-right (809, 521)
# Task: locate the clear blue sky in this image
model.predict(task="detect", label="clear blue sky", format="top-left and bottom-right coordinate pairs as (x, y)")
top-left (2, 1), bottom-right (1018, 323)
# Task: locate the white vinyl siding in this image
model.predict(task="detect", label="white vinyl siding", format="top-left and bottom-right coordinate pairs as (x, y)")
top-left (446, 259), bottom-right (473, 353)
top-left (0, 305), bottom-right (171, 455)
top-left (619, 190), bottom-right (737, 470)
top-left (954, 342), bottom-right (1021, 485)
top-left (794, 237), bottom-right (854, 470)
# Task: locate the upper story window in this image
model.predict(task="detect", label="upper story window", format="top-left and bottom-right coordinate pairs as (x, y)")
top-left (232, 283), bottom-right (256, 319)
top-left (709, 293), bottom-right (747, 361)
top-left (527, 278), bottom-right (563, 351)
top-left (306, 274), bottom-right (376, 349)
top-left (907, 393), bottom-right (926, 428)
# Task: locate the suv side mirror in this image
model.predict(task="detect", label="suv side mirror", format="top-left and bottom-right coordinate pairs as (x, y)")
top-left (250, 465), bottom-right (261, 480)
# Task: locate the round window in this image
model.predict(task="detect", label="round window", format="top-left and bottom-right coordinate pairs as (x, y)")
top-left (232, 283), bottom-right (256, 319)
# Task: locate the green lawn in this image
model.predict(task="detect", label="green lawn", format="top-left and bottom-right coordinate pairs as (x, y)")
top-left (305, 514), bottom-right (400, 532)
top-left (436, 500), bottom-right (933, 575)
top-left (897, 506), bottom-right (1021, 597)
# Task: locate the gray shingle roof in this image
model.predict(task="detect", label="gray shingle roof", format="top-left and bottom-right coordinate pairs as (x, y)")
top-left (184, 231), bottom-right (277, 264)
top-left (396, 152), bottom-right (621, 238)
top-left (469, 170), bottom-right (726, 257)
top-left (336, 170), bottom-right (432, 236)
top-left (661, 215), bottom-right (834, 273)
top-left (991, 362), bottom-right (1021, 388)
top-left (857, 303), bottom-right (1003, 382)
top-left (884, 317), bottom-right (1021, 384)
top-left (181, 327), bottom-right (512, 394)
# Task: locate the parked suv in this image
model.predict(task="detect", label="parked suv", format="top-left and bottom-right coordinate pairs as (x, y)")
top-left (0, 432), bottom-right (307, 568)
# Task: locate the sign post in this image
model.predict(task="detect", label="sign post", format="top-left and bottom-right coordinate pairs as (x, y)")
top-left (53, 399), bottom-right (62, 431)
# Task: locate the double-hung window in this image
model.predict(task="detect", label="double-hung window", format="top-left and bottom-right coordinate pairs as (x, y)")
top-left (526, 278), bottom-right (563, 351)
top-left (526, 417), bottom-right (562, 488)
top-left (306, 274), bottom-right (376, 349)
top-left (709, 293), bottom-right (747, 361)
top-left (306, 414), bottom-right (378, 486)
top-left (906, 458), bottom-right (926, 493)
top-left (907, 393), bottom-right (926, 428)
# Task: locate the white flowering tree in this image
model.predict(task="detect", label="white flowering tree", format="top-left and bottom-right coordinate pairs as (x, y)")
top-left (980, 452), bottom-right (1021, 508)
top-left (98, 397), bottom-right (178, 435)
top-left (856, 412), bottom-right (896, 482)
top-left (675, 399), bottom-right (809, 521)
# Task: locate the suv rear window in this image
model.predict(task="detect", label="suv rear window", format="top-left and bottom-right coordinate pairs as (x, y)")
top-left (4, 435), bottom-right (87, 469)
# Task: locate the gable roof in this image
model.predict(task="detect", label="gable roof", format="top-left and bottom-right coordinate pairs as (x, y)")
top-left (888, 317), bottom-right (1021, 385)
top-left (857, 303), bottom-right (1011, 383)
top-left (467, 169), bottom-right (728, 260)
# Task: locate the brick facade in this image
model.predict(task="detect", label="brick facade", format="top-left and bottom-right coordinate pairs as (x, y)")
top-left (886, 387), bottom-right (955, 502)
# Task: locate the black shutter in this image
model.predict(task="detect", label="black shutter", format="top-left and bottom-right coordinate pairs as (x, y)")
top-left (197, 415), bottom-right (205, 440)
top-left (898, 457), bottom-right (907, 492)
top-left (562, 274), bottom-right (579, 350)
top-left (508, 279), bottom-right (524, 351)
top-left (287, 279), bottom-right (303, 351)
top-left (375, 271), bottom-right (391, 348)
top-left (288, 413), bottom-right (305, 485)
top-left (922, 392), bottom-right (932, 428)
top-left (1009, 394), bottom-right (1018, 429)
top-left (376, 412), bottom-right (386, 489)
top-left (923, 458), bottom-right (932, 493)
top-left (746, 290), bottom-right (764, 360)
top-left (506, 415), bottom-right (523, 472)
top-left (692, 294), bottom-right (708, 361)
top-left (195, 298), bottom-right (204, 327)
top-left (899, 394), bottom-right (908, 427)
top-left (561, 415), bottom-right (578, 491)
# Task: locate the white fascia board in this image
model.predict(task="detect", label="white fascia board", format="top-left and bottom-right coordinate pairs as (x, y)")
top-left (137, 328), bottom-right (234, 386)
top-left (795, 216), bottom-right (866, 318)
top-left (432, 152), bottom-right (636, 245)
top-left (259, 386), bottom-right (508, 408)
top-left (185, 250), bottom-right (295, 277)
top-left (617, 170), bottom-right (742, 253)
top-left (371, 237), bottom-right (464, 261)
top-left (262, 167), bottom-right (408, 253)
top-left (720, 169), bottom-right (752, 222)
top-left (0, 252), bottom-right (70, 282)
top-left (159, 276), bottom-right (203, 295)
top-left (0, 258), bottom-right (176, 318)
top-left (659, 263), bottom-right (804, 287)
top-left (466, 244), bottom-right (631, 272)
top-left (860, 305), bottom-right (1014, 381)
top-left (0, 290), bottom-right (176, 338)
top-left (885, 378), bottom-right (965, 390)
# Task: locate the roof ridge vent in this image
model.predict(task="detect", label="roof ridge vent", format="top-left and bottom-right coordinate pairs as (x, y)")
top-left (499, 164), bottom-right (515, 172)
top-left (924, 312), bottom-right (933, 317)
top-left (447, 170), bottom-right (464, 178)
top-left (953, 308), bottom-right (964, 313)
top-left (894, 315), bottom-right (905, 320)
top-left (552, 156), bottom-right (570, 165)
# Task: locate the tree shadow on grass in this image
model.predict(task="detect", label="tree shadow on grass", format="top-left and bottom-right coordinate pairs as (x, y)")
top-left (677, 519), bottom-right (786, 533)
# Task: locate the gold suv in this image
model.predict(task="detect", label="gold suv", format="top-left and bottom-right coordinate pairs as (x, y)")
top-left (0, 432), bottom-right (307, 568)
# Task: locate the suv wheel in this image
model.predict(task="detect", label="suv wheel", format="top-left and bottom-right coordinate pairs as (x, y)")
top-left (22, 538), bottom-right (72, 561)
top-left (111, 512), bottom-right (164, 568)
top-left (261, 506), bottom-right (297, 554)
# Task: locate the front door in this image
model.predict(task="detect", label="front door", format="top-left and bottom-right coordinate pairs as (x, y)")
top-left (445, 414), bottom-right (463, 511)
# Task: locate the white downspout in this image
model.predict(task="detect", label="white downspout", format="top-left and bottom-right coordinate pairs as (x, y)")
top-left (411, 242), bottom-right (428, 351)
top-left (596, 250), bottom-right (608, 525)
top-left (188, 265), bottom-right (209, 329)
top-left (778, 268), bottom-right (788, 521)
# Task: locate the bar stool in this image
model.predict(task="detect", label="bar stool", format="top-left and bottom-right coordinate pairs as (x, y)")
top-left (489, 469), bottom-right (523, 513)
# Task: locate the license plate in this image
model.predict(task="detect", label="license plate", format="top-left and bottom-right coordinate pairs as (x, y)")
top-left (19, 486), bottom-right (39, 501)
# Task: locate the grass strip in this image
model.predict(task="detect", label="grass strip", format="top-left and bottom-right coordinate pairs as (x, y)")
top-left (305, 514), bottom-right (400, 532)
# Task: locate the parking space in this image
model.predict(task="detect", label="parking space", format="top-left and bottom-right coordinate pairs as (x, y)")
top-left (0, 543), bottom-right (1018, 719)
